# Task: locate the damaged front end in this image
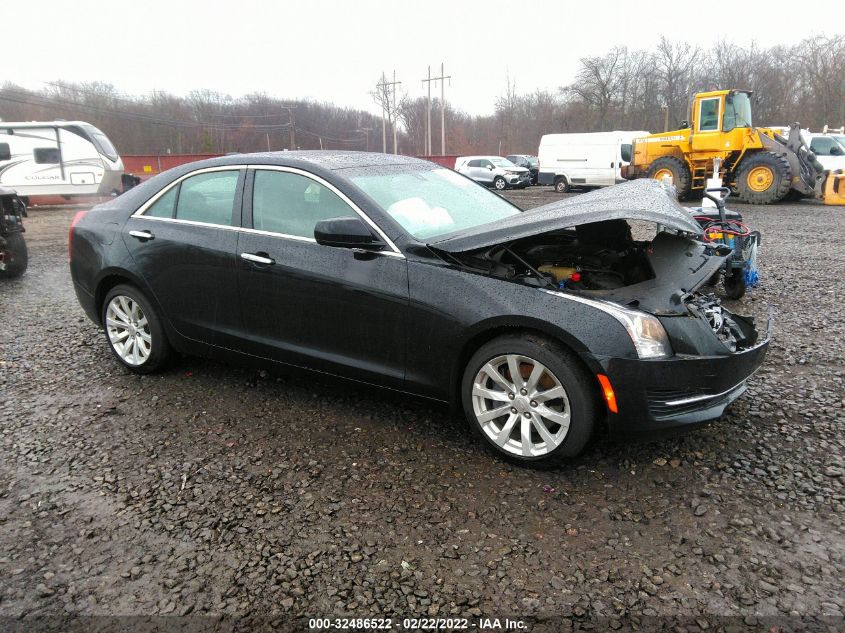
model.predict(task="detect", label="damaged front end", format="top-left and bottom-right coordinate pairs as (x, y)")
top-left (430, 180), bottom-right (770, 434)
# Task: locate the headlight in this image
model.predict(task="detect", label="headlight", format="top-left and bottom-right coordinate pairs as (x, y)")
top-left (543, 290), bottom-right (672, 359)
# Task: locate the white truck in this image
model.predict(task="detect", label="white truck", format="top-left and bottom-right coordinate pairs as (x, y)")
top-left (0, 121), bottom-right (124, 202)
top-left (537, 131), bottom-right (650, 192)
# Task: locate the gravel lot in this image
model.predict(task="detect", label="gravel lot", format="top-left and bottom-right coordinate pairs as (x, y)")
top-left (1, 188), bottom-right (843, 631)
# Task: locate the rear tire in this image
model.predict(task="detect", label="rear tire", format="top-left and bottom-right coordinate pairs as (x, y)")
top-left (462, 333), bottom-right (597, 467)
top-left (102, 284), bottom-right (172, 374)
top-left (0, 233), bottom-right (28, 278)
top-left (554, 176), bottom-right (570, 193)
top-left (734, 152), bottom-right (791, 204)
top-left (646, 156), bottom-right (692, 199)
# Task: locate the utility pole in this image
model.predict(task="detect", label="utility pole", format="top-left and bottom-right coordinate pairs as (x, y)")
top-left (377, 71), bottom-right (402, 154)
top-left (422, 66), bottom-right (432, 155)
top-left (378, 72), bottom-right (388, 152)
top-left (392, 69), bottom-right (401, 154)
top-left (282, 104), bottom-right (297, 150)
top-left (426, 63), bottom-right (451, 155)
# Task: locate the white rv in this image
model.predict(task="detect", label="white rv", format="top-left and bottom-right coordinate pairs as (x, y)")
top-left (0, 121), bottom-right (124, 200)
top-left (538, 131), bottom-right (650, 192)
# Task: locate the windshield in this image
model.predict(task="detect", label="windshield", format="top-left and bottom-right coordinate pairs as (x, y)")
top-left (527, 157), bottom-right (538, 166)
top-left (350, 166), bottom-right (521, 240)
top-left (723, 92), bottom-right (752, 130)
top-left (834, 136), bottom-right (845, 150)
top-left (490, 157), bottom-right (517, 168)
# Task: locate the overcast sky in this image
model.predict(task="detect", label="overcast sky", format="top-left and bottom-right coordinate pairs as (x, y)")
top-left (5, 0), bottom-right (843, 116)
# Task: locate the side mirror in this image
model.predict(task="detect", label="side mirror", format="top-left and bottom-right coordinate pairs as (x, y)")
top-left (487, 164), bottom-right (494, 170)
top-left (314, 216), bottom-right (385, 250)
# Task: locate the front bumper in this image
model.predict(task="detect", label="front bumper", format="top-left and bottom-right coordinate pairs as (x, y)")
top-left (595, 325), bottom-right (770, 438)
top-left (506, 173), bottom-right (531, 187)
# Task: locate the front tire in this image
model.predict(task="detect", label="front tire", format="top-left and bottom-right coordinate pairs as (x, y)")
top-left (646, 156), bottom-right (692, 199)
top-left (493, 176), bottom-right (507, 190)
top-left (734, 152), bottom-right (791, 204)
top-left (0, 233), bottom-right (28, 278)
top-left (462, 334), bottom-right (596, 467)
top-left (102, 284), bottom-right (171, 374)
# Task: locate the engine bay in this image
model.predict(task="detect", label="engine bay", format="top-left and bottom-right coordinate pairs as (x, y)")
top-left (453, 219), bottom-right (656, 291)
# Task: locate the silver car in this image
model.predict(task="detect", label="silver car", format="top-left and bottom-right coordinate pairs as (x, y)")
top-left (455, 156), bottom-right (531, 190)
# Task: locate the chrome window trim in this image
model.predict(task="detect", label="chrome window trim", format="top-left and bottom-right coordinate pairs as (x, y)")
top-left (131, 163), bottom-right (405, 259)
top-left (131, 215), bottom-right (241, 232)
top-left (132, 165), bottom-right (245, 220)
top-left (248, 164), bottom-right (403, 257)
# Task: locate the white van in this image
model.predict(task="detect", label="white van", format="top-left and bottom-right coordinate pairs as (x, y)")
top-left (538, 131), bottom-right (650, 192)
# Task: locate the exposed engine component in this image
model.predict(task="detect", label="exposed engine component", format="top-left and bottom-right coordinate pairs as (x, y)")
top-left (454, 219), bottom-right (657, 292)
top-left (688, 295), bottom-right (751, 352)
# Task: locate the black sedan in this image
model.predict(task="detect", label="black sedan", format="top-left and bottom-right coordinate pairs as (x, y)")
top-left (69, 152), bottom-right (769, 466)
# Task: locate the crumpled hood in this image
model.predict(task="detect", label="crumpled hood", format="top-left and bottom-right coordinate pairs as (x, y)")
top-left (430, 179), bottom-right (702, 253)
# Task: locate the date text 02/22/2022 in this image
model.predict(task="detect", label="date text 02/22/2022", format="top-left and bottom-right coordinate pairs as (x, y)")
top-left (307, 617), bottom-right (528, 630)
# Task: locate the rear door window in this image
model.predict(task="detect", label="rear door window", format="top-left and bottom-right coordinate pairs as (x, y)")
top-left (174, 170), bottom-right (240, 226)
top-left (251, 170), bottom-right (357, 239)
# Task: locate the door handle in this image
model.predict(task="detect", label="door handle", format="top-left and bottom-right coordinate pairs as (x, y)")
top-left (241, 252), bottom-right (275, 265)
top-left (129, 229), bottom-right (154, 241)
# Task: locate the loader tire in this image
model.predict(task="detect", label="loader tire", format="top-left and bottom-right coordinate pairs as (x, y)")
top-left (646, 157), bottom-right (692, 200)
top-left (735, 152), bottom-right (792, 204)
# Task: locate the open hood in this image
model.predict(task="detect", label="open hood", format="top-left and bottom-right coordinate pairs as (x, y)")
top-left (429, 179), bottom-right (702, 253)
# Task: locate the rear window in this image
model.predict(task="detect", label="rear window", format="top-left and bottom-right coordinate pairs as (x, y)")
top-left (0, 142), bottom-right (10, 161)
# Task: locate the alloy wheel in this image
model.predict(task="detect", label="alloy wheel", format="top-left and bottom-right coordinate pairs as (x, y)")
top-left (105, 295), bottom-right (152, 366)
top-left (471, 354), bottom-right (571, 457)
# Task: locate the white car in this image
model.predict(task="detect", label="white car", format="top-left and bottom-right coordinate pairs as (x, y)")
top-left (455, 156), bottom-right (531, 190)
top-left (802, 132), bottom-right (845, 171)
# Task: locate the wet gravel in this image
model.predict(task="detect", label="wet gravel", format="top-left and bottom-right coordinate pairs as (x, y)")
top-left (1, 190), bottom-right (843, 631)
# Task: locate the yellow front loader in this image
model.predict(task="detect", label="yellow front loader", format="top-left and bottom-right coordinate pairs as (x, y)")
top-left (624, 89), bottom-right (845, 205)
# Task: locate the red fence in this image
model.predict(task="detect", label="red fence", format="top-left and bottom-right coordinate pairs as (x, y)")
top-left (416, 155), bottom-right (459, 168)
top-left (122, 154), bottom-right (223, 180)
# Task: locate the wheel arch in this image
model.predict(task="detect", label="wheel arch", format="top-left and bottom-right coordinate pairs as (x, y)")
top-left (451, 318), bottom-right (605, 408)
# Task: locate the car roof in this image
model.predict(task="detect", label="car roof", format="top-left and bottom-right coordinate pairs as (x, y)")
top-left (188, 150), bottom-right (429, 172)
top-left (97, 151), bottom-right (432, 214)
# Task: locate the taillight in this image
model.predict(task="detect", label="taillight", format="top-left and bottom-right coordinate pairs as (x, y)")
top-left (68, 211), bottom-right (88, 260)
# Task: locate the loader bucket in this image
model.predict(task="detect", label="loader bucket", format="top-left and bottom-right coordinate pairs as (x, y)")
top-left (823, 170), bottom-right (845, 205)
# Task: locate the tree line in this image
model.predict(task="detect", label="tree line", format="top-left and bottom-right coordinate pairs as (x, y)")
top-left (1, 34), bottom-right (841, 158)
